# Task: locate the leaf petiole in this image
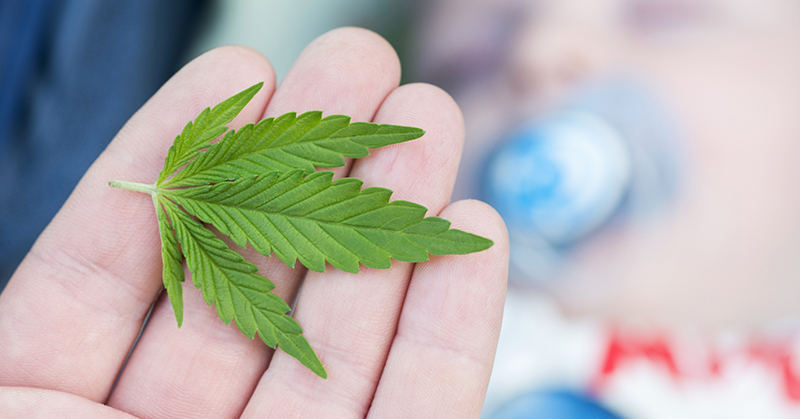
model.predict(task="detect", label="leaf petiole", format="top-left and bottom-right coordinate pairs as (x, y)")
top-left (109, 180), bottom-right (160, 195)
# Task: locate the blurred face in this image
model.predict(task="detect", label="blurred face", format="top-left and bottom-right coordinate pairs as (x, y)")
top-left (414, 0), bottom-right (800, 329)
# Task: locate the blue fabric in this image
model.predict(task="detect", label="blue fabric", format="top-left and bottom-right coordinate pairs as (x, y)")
top-left (489, 389), bottom-right (626, 419)
top-left (0, 0), bottom-right (206, 290)
top-left (0, 0), bottom-right (55, 152)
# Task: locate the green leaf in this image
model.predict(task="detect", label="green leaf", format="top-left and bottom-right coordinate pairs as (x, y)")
top-left (157, 82), bottom-right (263, 185)
top-left (160, 110), bottom-right (424, 188)
top-left (164, 200), bottom-right (327, 378)
top-left (109, 82), bottom-right (494, 379)
top-left (156, 195), bottom-right (185, 327)
top-left (163, 170), bottom-right (494, 273)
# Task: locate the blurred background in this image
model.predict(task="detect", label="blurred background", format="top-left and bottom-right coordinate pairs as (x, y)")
top-left (3, 0), bottom-right (800, 417)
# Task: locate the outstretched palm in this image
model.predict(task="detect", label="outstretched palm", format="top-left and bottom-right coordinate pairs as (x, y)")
top-left (0, 28), bottom-right (508, 419)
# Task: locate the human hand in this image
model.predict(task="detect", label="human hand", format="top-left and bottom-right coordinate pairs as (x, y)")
top-left (0, 28), bottom-right (509, 418)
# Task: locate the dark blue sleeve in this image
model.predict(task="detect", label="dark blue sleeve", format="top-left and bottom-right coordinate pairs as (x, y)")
top-left (0, 0), bottom-right (207, 289)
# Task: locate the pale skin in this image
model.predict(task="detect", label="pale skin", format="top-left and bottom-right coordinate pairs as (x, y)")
top-left (0, 28), bottom-right (509, 418)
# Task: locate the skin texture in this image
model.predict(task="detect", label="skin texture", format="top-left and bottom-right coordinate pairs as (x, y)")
top-left (0, 28), bottom-right (509, 419)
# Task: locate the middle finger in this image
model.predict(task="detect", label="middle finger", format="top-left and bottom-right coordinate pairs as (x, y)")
top-left (243, 83), bottom-right (465, 417)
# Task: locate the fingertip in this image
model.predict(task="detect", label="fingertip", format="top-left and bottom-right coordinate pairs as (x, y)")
top-left (441, 199), bottom-right (510, 257)
top-left (267, 27), bottom-right (401, 119)
top-left (311, 27), bottom-right (401, 88)
top-left (375, 82), bottom-right (464, 143)
top-left (435, 198), bottom-right (510, 316)
top-left (355, 82), bottom-right (465, 212)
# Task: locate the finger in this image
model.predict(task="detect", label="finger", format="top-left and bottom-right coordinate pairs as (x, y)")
top-left (0, 45), bottom-right (274, 402)
top-left (249, 25), bottom-right (402, 309)
top-left (368, 200), bottom-right (508, 418)
top-left (242, 83), bottom-right (465, 418)
top-left (0, 387), bottom-right (139, 419)
top-left (103, 47), bottom-right (278, 418)
top-left (265, 26), bottom-right (400, 122)
top-left (108, 28), bottom-right (401, 419)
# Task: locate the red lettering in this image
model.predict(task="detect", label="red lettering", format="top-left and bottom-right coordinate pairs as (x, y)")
top-left (591, 329), bottom-right (679, 393)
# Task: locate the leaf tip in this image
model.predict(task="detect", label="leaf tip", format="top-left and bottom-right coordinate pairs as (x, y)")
top-left (466, 234), bottom-right (494, 254)
top-left (249, 81), bottom-right (264, 95)
top-left (407, 127), bottom-right (425, 141)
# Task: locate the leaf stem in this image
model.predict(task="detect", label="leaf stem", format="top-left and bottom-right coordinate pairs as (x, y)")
top-left (109, 180), bottom-right (159, 195)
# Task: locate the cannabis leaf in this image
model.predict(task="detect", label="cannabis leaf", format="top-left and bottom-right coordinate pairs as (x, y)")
top-left (164, 170), bottom-right (491, 273)
top-left (162, 110), bottom-right (424, 188)
top-left (164, 200), bottom-right (325, 377)
top-left (157, 82), bottom-right (264, 185)
top-left (110, 82), bottom-right (493, 379)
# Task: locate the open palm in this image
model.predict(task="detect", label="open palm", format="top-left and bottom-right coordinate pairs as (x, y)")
top-left (0, 28), bottom-right (508, 418)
